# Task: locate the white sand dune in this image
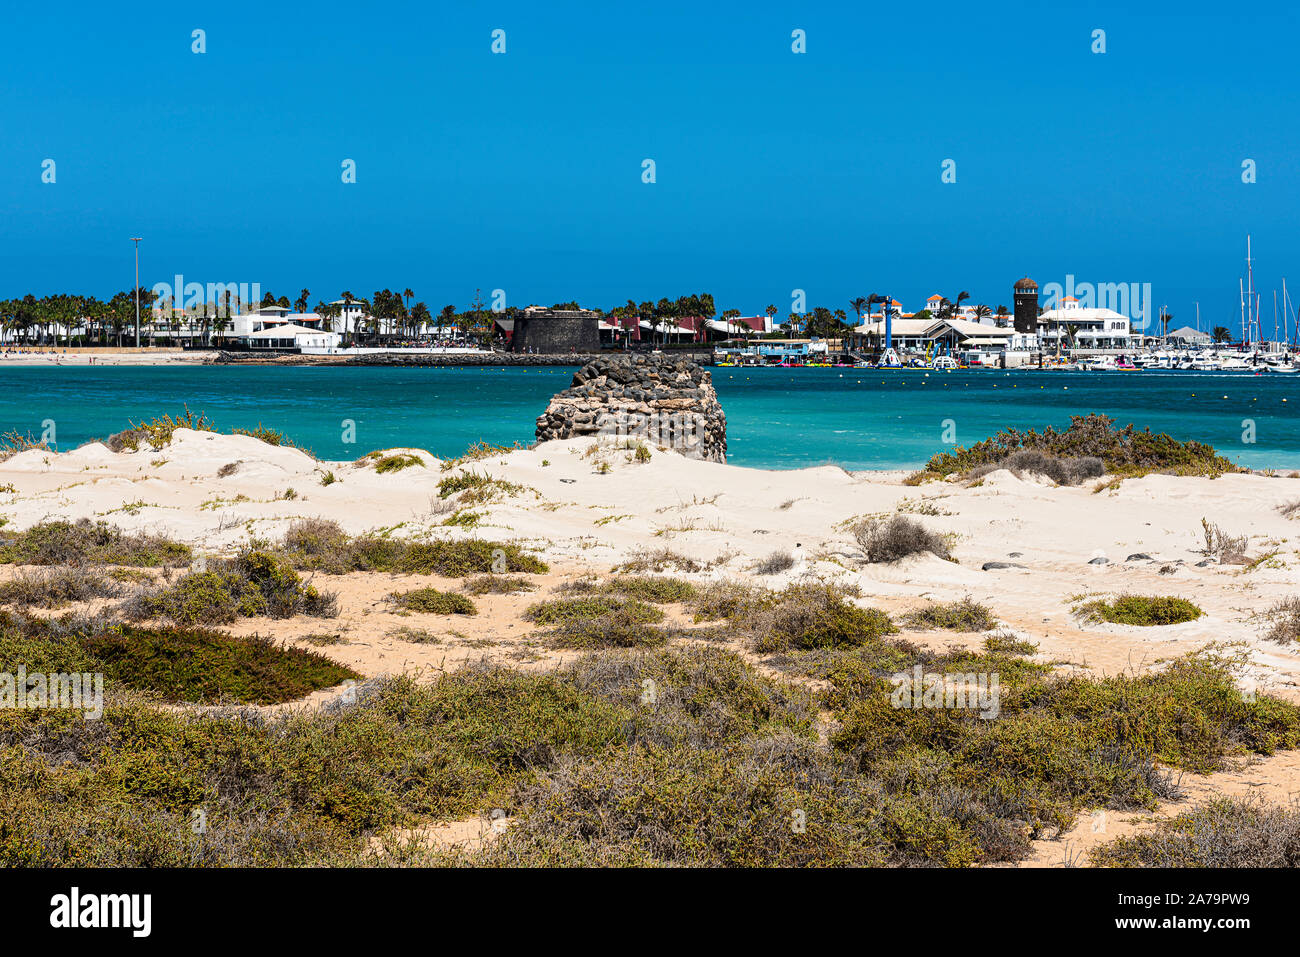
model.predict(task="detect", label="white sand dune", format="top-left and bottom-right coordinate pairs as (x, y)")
top-left (5, 428), bottom-right (1300, 698)
top-left (9, 429), bottom-right (1300, 862)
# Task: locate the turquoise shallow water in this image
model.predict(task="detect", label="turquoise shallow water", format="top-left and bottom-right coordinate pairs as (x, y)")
top-left (2, 365), bottom-right (1298, 470)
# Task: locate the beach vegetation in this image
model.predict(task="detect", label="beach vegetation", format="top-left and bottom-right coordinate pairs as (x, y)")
top-left (441, 510), bottom-right (484, 528)
top-left (301, 632), bottom-right (345, 646)
top-left (462, 575), bottom-right (538, 596)
top-left (0, 567), bottom-right (121, 608)
top-left (4, 600), bottom-right (1296, 868)
top-left (367, 452), bottom-right (425, 474)
top-left (613, 548), bottom-right (706, 574)
top-left (965, 448), bottom-right (1104, 486)
top-left (0, 431), bottom-right (48, 462)
top-left (983, 631), bottom-right (1038, 656)
top-left (558, 575), bottom-right (697, 604)
top-left (0, 612), bottom-right (355, 705)
top-left (232, 424), bottom-right (291, 447)
top-left (0, 665), bottom-right (625, 866)
top-left (755, 550), bottom-right (796, 574)
top-left (539, 605), bottom-right (669, 649)
top-left (125, 550), bottom-right (338, 625)
top-left (1075, 593), bottom-right (1203, 626)
top-left (440, 440), bottom-right (525, 471)
top-left (387, 626), bottom-right (442, 643)
top-left (693, 581), bottom-right (896, 653)
top-left (924, 414), bottom-right (1236, 480)
top-left (524, 595), bottom-right (664, 627)
top-left (1200, 517), bottom-right (1250, 563)
top-left (437, 471), bottom-right (525, 503)
top-left (0, 518), bottom-right (191, 567)
top-left (386, 587), bottom-right (478, 616)
top-left (275, 520), bottom-right (547, 577)
top-left (1262, 597), bottom-right (1300, 643)
top-left (106, 406), bottom-right (215, 452)
top-left (902, 597), bottom-right (996, 632)
top-left (1092, 798), bottom-right (1300, 867)
top-left (852, 514), bottom-right (951, 563)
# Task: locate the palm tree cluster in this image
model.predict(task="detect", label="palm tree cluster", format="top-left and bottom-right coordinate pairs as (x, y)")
top-left (0, 289), bottom-right (161, 347)
top-left (603, 293), bottom-right (719, 346)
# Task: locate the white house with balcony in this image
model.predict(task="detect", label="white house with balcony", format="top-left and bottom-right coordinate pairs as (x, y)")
top-left (1037, 297), bottom-right (1137, 351)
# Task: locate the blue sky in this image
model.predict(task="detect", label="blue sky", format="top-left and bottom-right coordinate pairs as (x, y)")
top-left (3, 0), bottom-right (1298, 331)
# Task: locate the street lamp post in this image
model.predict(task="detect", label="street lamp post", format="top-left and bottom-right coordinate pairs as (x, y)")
top-left (131, 237), bottom-right (143, 348)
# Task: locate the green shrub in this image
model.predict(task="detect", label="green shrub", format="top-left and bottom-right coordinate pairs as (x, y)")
top-left (853, 515), bottom-right (950, 563)
top-left (462, 575), bottom-right (537, 596)
top-left (0, 667), bottom-right (626, 866)
top-left (363, 452), bottom-right (424, 474)
top-left (105, 406), bottom-right (215, 451)
top-left (983, 632), bottom-right (1038, 656)
top-left (925, 414), bottom-right (1236, 479)
top-left (902, 597), bottom-right (996, 632)
top-left (1076, 594), bottom-right (1203, 626)
top-left (542, 608), bottom-right (668, 650)
top-left (387, 588), bottom-right (477, 616)
top-left (559, 575), bottom-right (697, 604)
top-left (693, 582), bottom-right (896, 653)
top-left (279, 529), bottom-right (547, 578)
top-left (0, 567), bottom-right (121, 608)
top-left (127, 551), bottom-right (338, 625)
top-left (524, 596), bottom-right (663, 626)
top-left (1092, 798), bottom-right (1300, 867)
top-left (0, 519), bottom-right (191, 567)
top-left (437, 471), bottom-right (523, 501)
top-left (84, 625), bottom-right (356, 704)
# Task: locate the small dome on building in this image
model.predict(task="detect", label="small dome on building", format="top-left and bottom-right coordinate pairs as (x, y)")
top-left (1014, 276), bottom-right (1038, 291)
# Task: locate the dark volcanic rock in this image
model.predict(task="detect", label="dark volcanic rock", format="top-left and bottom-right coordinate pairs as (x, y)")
top-left (535, 355), bottom-right (727, 463)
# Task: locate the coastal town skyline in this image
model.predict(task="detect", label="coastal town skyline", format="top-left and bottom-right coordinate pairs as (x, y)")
top-left (4, 2), bottom-right (1297, 326)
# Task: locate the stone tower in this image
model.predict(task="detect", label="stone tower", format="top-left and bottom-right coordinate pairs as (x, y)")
top-left (1013, 277), bottom-right (1039, 334)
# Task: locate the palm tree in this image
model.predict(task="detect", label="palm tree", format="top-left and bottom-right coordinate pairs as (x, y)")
top-left (1160, 310), bottom-right (1173, 343)
top-left (410, 302), bottom-right (431, 340)
top-left (295, 289), bottom-right (310, 313)
top-left (849, 296), bottom-right (869, 324)
top-left (1212, 326), bottom-right (1232, 344)
top-left (1065, 323), bottom-right (1080, 351)
top-left (974, 304), bottom-right (992, 322)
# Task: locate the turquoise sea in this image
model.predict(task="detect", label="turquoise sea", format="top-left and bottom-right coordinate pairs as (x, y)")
top-left (2, 365), bottom-right (1298, 471)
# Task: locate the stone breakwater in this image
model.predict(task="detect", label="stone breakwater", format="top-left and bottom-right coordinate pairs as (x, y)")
top-left (535, 355), bottom-right (727, 462)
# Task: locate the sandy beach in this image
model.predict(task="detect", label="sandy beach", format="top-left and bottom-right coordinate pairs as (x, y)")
top-left (4, 427), bottom-right (1300, 863)
top-left (0, 349), bottom-right (217, 366)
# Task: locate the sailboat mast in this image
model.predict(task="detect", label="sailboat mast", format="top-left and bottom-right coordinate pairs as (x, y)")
top-left (1240, 277), bottom-right (1246, 344)
top-left (1286, 279), bottom-right (1292, 346)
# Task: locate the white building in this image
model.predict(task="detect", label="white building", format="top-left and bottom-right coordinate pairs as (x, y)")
top-left (852, 316), bottom-right (1021, 354)
top-left (238, 323), bottom-right (341, 350)
top-left (327, 300), bottom-right (371, 336)
top-left (1037, 297), bottom-right (1137, 350)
